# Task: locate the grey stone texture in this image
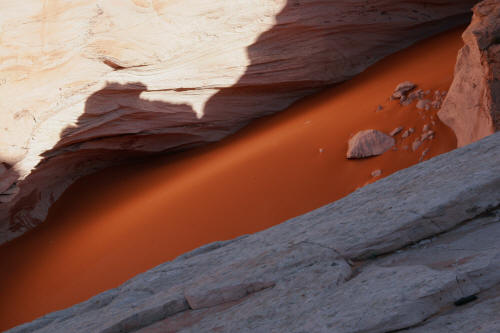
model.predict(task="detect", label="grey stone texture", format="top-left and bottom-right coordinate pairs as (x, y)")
top-left (8, 132), bottom-right (500, 332)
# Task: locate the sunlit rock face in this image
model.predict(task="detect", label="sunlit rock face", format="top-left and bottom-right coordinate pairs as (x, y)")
top-left (438, 0), bottom-right (500, 147)
top-left (0, 0), bottom-right (477, 243)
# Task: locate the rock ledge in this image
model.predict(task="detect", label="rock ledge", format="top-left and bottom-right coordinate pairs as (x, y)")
top-left (8, 132), bottom-right (500, 333)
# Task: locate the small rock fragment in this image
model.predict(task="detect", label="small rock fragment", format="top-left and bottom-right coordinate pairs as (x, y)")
top-left (419, 147), bottom-right (431, 161)
top-left (421, 130), bottom-right (435, 141)
top-left (416, 99), bottom-right (431, 110)
top-left (389, 126), bottom-right (403, 136)
top-left (423, 124), bottom-right (430, 132)
top-left (408, 128), bottom-right (414, 134)
top-left (392, 81), bottom-right (416, 99)
top-left (408, 91), bottom-right (419, 100)
top-left (347, 129), bottom-right (395, 159)
top-left (371, 169), bottom-right (382, 177)
top-left (412, 139), bottom-right (422, 151)
top-left (431, 100), bottom-right (442, 109)
top-left (376, 105), bottom-right (383, 112)
top-left (400, 98), bottom-right (413, 106)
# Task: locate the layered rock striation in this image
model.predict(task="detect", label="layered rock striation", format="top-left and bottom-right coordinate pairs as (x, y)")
top-left (438, 0), bottom-right (500, 146)
top-left (8, 132), bottom-right (500, 333)
top-left (0, 0), bottom-right (478, 243)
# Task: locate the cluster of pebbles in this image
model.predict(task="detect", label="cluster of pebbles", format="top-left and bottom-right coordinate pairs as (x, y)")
top-left (388, 81), bottom-right (446, 161)
top-left (357, 81), bottom-right (449, 178)
top-left (391, 81), bottom-right (447, 110)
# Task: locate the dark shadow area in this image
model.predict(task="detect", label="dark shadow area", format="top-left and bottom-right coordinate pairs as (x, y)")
top-left (202, 0), bottom-right (474, 125)
top-left (1, 0), bottom-right (474, 239)
top-left (2, 81), bottom-right (200, 236)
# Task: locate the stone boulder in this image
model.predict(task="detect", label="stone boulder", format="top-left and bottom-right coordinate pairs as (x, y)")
top-left (0, 0), bottom-right (479, 243)
top-left (438, 0), bottom-right (500, 147)
top-left (347, 129), bottom-right (395, 159)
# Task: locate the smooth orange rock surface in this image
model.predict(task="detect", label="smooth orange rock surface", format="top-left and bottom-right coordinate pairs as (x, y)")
top-left (0, 27), bottom-right (462, 331)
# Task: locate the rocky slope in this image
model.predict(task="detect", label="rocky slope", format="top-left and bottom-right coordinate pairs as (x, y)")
top-left (8, 132), bottom-right (500, 333)
top-left (0, 0), bottom-right (478, 243)
top-left (438, 0), bottom-right (500, 146)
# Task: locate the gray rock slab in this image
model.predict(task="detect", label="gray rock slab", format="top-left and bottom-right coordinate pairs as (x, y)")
top-left (7, 132), bottom-right (500, 333)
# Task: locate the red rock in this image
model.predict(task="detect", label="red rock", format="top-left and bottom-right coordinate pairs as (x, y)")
top-left (438, 0), bottom-right (500, 147)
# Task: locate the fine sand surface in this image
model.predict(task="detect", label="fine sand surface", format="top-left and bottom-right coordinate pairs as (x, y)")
top-left (0, 27), bottom-right (463, 330)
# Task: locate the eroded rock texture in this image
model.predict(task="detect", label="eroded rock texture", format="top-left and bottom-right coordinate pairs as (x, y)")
top-left (438, 0), bottom-right (500, 147)
top-left (7, 132), bottom-right (500, 333)
top-left (0, 0), bottom-right (478, 243)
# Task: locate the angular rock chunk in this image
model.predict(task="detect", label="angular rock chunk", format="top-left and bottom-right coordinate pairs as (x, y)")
top-left (412, 139), bottom-right (422, 151)
top-left (347, 130), bottom-right (395, 159)
top-left (389, 126), bottom-right (404, 136)
top-left (421, 130), bottom-right (435, 141)
top-left (392, 81), bottom-right (416, 99)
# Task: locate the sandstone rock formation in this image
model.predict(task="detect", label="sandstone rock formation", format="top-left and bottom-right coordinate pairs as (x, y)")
top-left (8, 132), bottom-right (500, 333)
top-left (347, 129), bottom-right (395, 159)
top-left (0, 0), bottom-right (479, 243)
top-left (438, 0), bottom-right (500, 147)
